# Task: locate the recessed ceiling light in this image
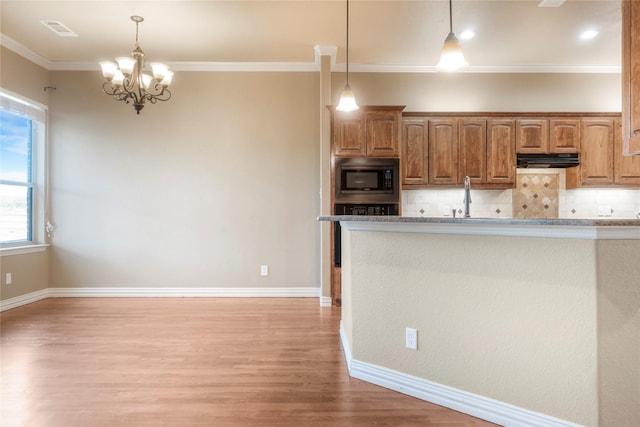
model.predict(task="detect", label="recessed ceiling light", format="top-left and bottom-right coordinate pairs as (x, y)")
top-left (580, 30), bottom-right (599, 40)
top-left (538, 0), bottom-right (566, 7)
top-left (460, 30), bottom-right (475, 40)
top-left (40, 20), bottom-right (78, 37)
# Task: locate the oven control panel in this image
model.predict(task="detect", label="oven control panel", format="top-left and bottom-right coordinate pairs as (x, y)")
top-left (334, 203), bottom-right (399, 216)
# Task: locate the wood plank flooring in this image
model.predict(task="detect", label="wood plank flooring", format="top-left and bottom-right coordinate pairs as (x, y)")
top-left (1, 298), bottom-right (498, 427)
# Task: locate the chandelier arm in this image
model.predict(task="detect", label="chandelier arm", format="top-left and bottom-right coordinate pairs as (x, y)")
top-left (149, 85), bottom-right (171, 101)
top-left (102, 82), bottom-right (120, 97)
top-left (102, 83), bottom-right (132, 102)
top-left (121, 74), bottom-right (138, 95)
top-left (144, 89), bottom-right (172, 104)
top-left (114, 76), bottom-right (142, 106)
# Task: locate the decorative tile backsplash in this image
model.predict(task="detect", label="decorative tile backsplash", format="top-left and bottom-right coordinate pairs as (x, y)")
top-left (402, 169), bottom-right (640, 219)
top-left (402, 188), bottom-right (513, 218)
top-left (514, 171), bottom-right (559, 219)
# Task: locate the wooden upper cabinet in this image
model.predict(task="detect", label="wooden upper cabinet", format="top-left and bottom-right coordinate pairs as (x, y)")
top-left (579, 119), bottom-right (615, 186)
top-left (516, 118), bottom-right (579, 154)
top-left (400, 115), bottom-right (516, 188)
top-left (550, 119), bottom-right (580, 153)
top-left (487, 119), bottom-right (516, 185)
top-left (331, 107), bottom-right (402, 157)
top-left (458, 119), bottom-right (486, 184)
top-left (622, 0), bottom-right (640, 155)
top-left (401, 117), bottom-right (428, 186)
top-left (397, 112), bottom-right (628, 189)
top-left (614, 118), bottom-right (640, 185)
top-left (366, 111), bottom-right (400, 157)
top-left (332, 111), bottom-right (365, 157)
top-left (516, 119), bottom-right (549, 153)
top-left (428, 119), bottom-right (459, 185)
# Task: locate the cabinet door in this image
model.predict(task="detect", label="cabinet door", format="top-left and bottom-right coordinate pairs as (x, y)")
top-left (516, 119), bottom-right (549, 153)
top-left (580, 119), bottom-right (614, 185)
top-left (550, 119), bottom-right (580, 153)
top-left (487, 119), bottom-right (516, 185)
top-left (333, 112), bottom-right (365, 157)
top-left (365, 111), bottom-right (400, 157)
top-left (402, 118), bottom-right (428, 186)
top-left (622, 0), bottom-right (640, 155)
top-left (458, 119), bottom-right (486, 184)
top-left (428, 119), bottom-right (459, 185)
top-left (614, 119), bottom-right (640, 185)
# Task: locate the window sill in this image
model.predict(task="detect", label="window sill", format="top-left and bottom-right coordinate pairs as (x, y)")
top-left (0, 244), bottom-right (49, 257)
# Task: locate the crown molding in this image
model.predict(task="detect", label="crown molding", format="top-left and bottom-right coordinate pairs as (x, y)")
top-left (46, 61), bottom-right (321, 72)
top-left (0, 33), bottom-right (621, 74)
top-left (314, 44), bottom-right (337, 68)
top-left (0, 34), bottom-right (51, 70)
top-left (340, 63), bottom-right (621, 74)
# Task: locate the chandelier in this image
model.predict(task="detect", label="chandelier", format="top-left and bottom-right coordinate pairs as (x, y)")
top-left (99, 16), bottom-right (173, 114)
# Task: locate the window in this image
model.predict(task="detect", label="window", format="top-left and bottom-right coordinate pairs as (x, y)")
top-left (0, 91), bottom-right (47, 248)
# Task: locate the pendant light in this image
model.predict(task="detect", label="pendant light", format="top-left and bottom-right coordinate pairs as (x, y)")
top-left (336, 0), bottom-right (359, 112)
top-left (436, 0), bottom-right (469, 72)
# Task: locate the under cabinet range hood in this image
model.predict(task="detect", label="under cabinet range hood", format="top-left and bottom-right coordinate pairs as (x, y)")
top-left (516, 153), bottom-right (580, 168)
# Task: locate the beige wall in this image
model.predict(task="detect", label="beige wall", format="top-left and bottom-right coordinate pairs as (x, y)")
top-left (0, 47), bottom-right (50, 302)
top-left (336, 72), bottom-right (621, 112)
top-left (0, 46), bottom-right (50, 106)
top-left (345, 230), bottom-right (599, 425)
top-left (342, 227), bottom-right (640, 426)
top-left (596, 240), bottom-right (640, 427)
top-left (46, 70), bottom-right (320, 289)
top-left (0, 251), bottom-right (49, 300)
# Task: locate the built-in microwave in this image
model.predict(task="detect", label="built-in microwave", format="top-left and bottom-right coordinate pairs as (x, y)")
top-left (334, 157), bottom-right (399, 203)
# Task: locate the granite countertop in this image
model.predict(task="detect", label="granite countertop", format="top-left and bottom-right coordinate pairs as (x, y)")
top-left (318, 215), bottom-right (640, 227)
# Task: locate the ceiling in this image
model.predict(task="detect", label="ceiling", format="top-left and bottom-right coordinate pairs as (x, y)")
top-left (0, 0), bottom-right (622, 73)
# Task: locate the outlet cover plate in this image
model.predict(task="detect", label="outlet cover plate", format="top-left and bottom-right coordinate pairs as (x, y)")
top-left (405, 327), bottom-right (417, 350)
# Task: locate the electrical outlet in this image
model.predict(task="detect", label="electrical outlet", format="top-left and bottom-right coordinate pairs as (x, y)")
top-left (597, 206), bottom-right (613, 217)
top-left (405, 327), bottom-right (417, 350)
top-left (5, 273), bottom-right (12, 285)
top-left (260, 265), bottom-right (269, 276)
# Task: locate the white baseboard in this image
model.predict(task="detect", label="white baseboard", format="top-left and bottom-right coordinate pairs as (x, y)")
top-left (339, 321), bottom-right (353, 372)
top-left (1, 286), bottom-right (322, 312)
top-left (0, 289), bottom-right (49, 312)
top-left (339, 324), bottom-right (582, 427)
top-left (319, 296), bottom-right (332, 307)
top-left (47, 286), bottom-right (320, 298)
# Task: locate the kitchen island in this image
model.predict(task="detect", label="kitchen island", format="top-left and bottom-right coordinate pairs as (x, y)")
top-left (319, 216), bottom-right (640, 427)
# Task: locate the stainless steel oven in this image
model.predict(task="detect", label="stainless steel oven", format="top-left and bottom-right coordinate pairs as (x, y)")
top-left (332, 203), bottom-right (398, 268)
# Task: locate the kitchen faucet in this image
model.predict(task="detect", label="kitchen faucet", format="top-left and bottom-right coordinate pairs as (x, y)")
top-left (463, 176), bottom-right (471, 218)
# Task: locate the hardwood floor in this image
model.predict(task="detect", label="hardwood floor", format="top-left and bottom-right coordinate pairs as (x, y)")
top-left (1, 298), bottom-right (498, 427)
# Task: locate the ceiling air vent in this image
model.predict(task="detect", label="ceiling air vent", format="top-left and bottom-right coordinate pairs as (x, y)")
top-left (40, 20), bottom-right (78, 37)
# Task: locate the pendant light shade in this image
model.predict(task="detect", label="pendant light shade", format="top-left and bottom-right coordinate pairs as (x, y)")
top-left (337, 84), bottom-right (359, 112)
top-left (436, 0), bottom-right (468, 72)
top-left (336, 0), bottom-right (359, 112)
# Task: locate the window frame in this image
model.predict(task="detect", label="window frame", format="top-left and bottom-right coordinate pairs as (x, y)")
top-left (0, 89), bottom-right (49, 254)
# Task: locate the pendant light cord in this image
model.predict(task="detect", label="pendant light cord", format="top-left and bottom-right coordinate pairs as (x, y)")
top-left (346, 0), bottom-right (350, 84)
top-left (448, 0), bottom-right (453, 34)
